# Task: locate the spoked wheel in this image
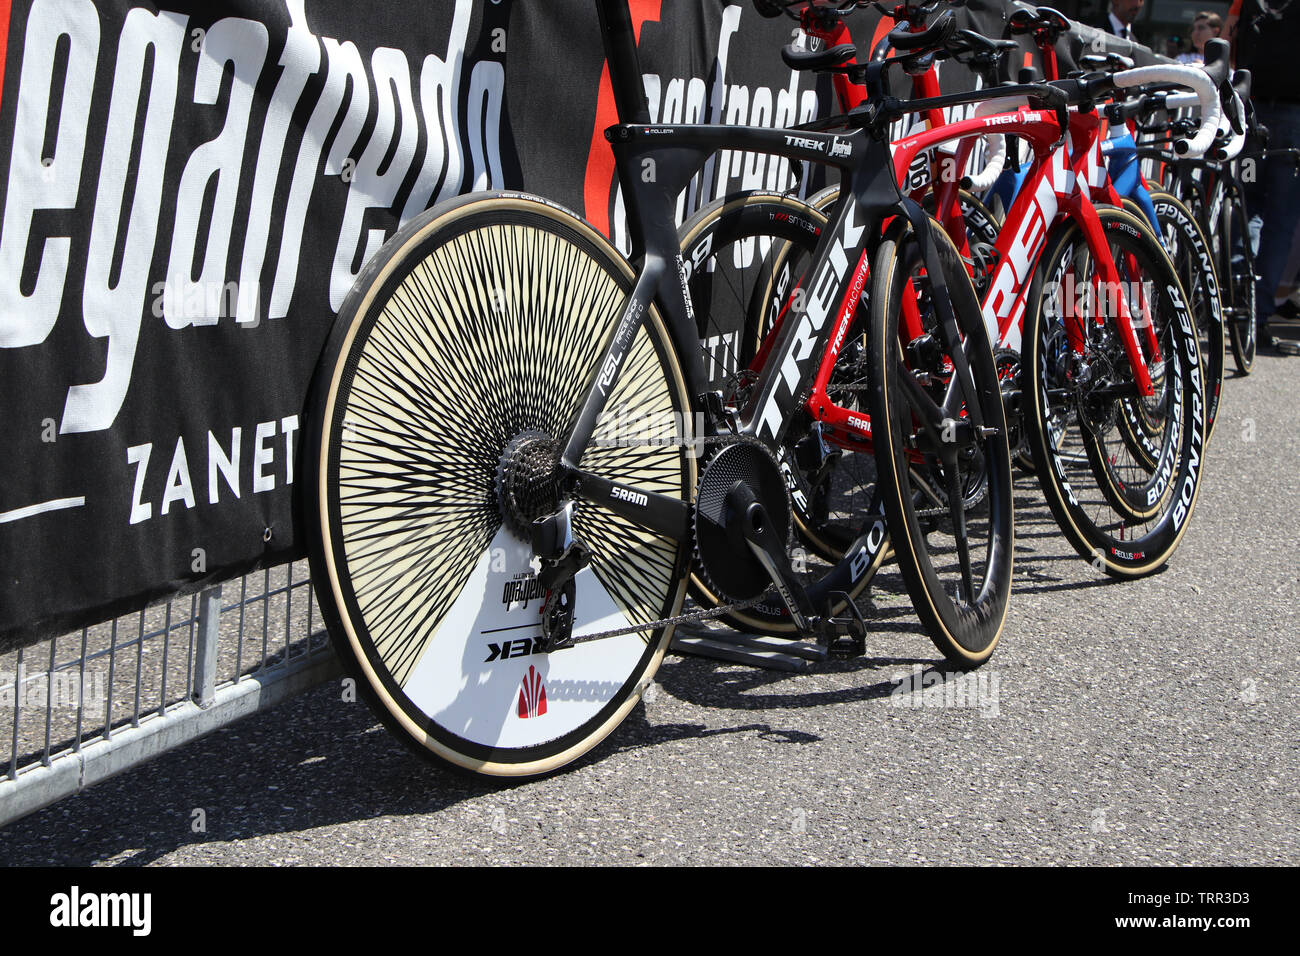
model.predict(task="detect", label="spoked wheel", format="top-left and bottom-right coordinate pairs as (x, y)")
top-left (679, 192), bottom-right (889, 636)
top-left (1023, 207), bottom-right (1206, 578)
top-left (306, 192), bottom-right (696, 776)
top-left (868, 214), bottom-right (1015, 668)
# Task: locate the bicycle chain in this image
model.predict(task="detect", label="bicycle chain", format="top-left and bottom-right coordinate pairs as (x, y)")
top-left (558, 593), bottom-right (768, 648)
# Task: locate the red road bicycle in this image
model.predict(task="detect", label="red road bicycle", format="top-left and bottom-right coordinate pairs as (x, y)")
top-left (689, 0), bottom-right (1219, 583)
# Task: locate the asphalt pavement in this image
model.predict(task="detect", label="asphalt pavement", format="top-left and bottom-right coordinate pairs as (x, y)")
top-left (1, 344), bottom-right (1297, 866)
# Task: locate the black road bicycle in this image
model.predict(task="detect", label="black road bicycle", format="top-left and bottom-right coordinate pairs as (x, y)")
top-left (304, 0), bottom-right (1018, 776)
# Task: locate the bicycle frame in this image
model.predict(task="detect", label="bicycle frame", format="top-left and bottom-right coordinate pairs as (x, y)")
top-left (563, 0), bottom-right (982, 551)
top-left (901, 107), bottom-right (1161, 397)
top-left (784, 5), bottom-right (1160, 423)
top-left (799, 3), bottom-right (971, 255)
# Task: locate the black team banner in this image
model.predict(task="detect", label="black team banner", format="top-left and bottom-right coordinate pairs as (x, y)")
top-left (0, 0), bottom-right (1158, 651)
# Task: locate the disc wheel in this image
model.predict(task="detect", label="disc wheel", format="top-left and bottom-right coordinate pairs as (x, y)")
top-left (305, 192), bottom-right (696, 777)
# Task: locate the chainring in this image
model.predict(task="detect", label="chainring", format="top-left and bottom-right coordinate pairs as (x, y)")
top-left (692, 439), bottom-right (792, 603)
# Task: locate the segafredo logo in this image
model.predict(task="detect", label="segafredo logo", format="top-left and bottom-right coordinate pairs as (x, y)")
top-left (502, 572), bottom-right (544, 610)
top-left (50, 886), bottom-right (151, 936)
top-left (517, 665), bottom-right (547, 718)
top-left (0, 0), bottom-right (506, 435)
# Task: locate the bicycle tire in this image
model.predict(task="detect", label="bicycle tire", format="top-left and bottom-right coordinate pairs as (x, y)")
top-left (678, 191), bottom-right (889, 634)
top-left (717, 182), bottom-right (1004, 544)
top-left (1147, 190), bottom-right (1225, 445)
top-left (1224, 190), bottom-right (1257, 374)
top-left (1023, 206), bottom-right (1206, 577)
top-left (868, 215), bottom-right (1015, 667)
top-left (305, 191), bottom-right (696, 777)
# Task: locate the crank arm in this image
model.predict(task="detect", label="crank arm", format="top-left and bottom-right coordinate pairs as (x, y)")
top-left (725, 482), bottom-right (817, 633)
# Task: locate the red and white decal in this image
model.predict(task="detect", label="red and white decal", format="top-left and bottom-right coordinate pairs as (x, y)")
top-left (517, 665), bottom-right (548, 719)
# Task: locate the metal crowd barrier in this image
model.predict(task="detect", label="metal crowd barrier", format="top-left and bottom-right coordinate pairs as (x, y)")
top-left (0, 562), bottom-right (340, 828)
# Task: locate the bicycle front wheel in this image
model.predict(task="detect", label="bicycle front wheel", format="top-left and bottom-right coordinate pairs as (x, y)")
top-left (679, 191), bottom-right (889, 635)
top-left (868, 215), bottom-right (1015, 667)
top-left (306, 192), bottom-right (696, 776)
top-left (1023, 206), bottom-right (1206, 577)
top-left (1147, 191), bottom-right (1225, 445)
top-left (1223, 191), bottom-right (1257, 374)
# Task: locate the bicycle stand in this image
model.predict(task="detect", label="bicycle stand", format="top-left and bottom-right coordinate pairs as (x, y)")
top-left (669, 622), bottom-right (828, 672)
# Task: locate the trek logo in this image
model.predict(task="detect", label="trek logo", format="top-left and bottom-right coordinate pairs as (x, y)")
top-left (757, 204), bottom-right (866, 441)
top-left (502, 573), bottom-right (544, 610)
top-left (784, 134), bottom-right (824, 152)
top-left (485, 637), bottom-right (546, 662)
top-left (988, 149), bottom-right (1072, 350)
top-left (610, 485), bottom-right (648, 508)
top-left (50, 886), bottom-right (151, 936)
top-left (518, 665), bottom-right (548, 718)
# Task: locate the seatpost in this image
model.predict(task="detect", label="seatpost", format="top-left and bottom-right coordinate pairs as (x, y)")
top-left (595, 0), bottom-right (652, 124)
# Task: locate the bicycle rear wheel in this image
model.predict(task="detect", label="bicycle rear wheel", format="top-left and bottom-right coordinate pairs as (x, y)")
top-left (306, 192), bottom-right (696, 776)
top-left (868, 215), bottom-right (1015, 667)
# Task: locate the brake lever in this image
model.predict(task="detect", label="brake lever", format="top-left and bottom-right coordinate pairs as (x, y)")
top-left (1226, 93), bottom-right (1245, 137)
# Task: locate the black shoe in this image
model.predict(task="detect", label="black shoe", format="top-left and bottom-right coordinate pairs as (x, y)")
top-left (1274, 300), bottom-right (1300, 320)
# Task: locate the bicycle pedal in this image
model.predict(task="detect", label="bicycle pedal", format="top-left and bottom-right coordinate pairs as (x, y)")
top-left (817, 590), bottom-right (868, 659)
